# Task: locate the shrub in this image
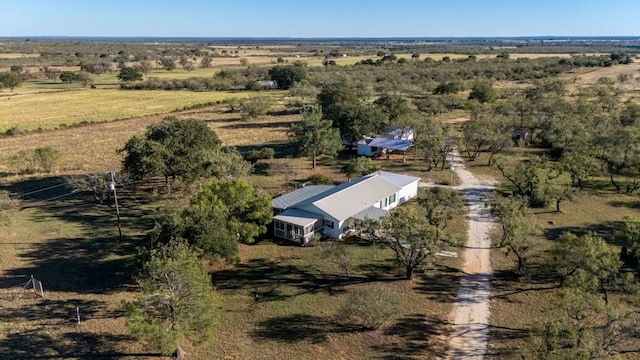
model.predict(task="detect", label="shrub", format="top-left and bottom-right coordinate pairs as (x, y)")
top-left (35, 147), bottom-right (61, 173)
top-left (307, 174), bottom-right (332, 185)
top-left (339, 283), bottom-right (403, 330)
top-left (11, 147), bottom-right (61, 174)
top-left (242, 148), bottom-right (275, 163)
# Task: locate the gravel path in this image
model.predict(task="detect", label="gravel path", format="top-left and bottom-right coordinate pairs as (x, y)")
top-left (446, 151), bottom-right (496, 359)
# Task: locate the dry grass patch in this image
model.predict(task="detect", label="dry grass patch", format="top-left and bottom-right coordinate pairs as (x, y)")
top-left (487, 192), bottom-right (640, 358)
top-left (201, 238), bottom-right (461, 359)
top-left (0, 88), bottom-right (260, 132)
top-left (0, 105), bottom-right (294, 177)
top-left (0, 184), bottom-right (154, 359)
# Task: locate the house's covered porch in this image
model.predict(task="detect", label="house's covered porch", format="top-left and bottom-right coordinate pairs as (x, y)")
top-left (342, 206), bottom-right (389, 236)
top-left (273, 209), bottom-right (323, 245)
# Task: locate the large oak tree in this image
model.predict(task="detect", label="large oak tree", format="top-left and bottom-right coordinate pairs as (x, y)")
top-left (119, 117), bottom-right (221, 192)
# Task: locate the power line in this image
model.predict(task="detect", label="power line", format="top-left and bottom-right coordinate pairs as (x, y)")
top-left (9, 182), bottom-right (69, 199)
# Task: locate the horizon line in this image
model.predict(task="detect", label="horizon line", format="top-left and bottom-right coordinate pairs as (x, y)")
top-left (2, 35), bottom-right (640, 41)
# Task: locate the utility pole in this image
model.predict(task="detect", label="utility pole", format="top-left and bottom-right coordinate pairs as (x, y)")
top-left (109, 170), bottom-right (123, 242)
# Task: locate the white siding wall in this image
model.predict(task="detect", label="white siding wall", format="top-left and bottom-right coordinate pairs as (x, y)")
top-left (397, 180), bottom-right (419, 205)
top-left (321, 216), bottom-right (341, 238)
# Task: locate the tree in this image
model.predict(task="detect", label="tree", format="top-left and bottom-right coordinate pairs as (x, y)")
top-left (552, 232), bottom-right (633, 304)
top-left (204, 147), bottom-right (253, 179)
top-left (200, 54), bottom-right (212, 68)
top-left (179, 55), bottom-right (191, 70)
top-left (117, 66), bottom-right (143, 82)
top-left (119, 117), bottom-right (221, 192)
top-left (289, 105), bottom-right (343, 169)
top-left (461, 112), bottom-right (514, 165)
top-left (374, 207), bottom-right (440, 280)
top-left (468, 79), bottom-right (498, 103)
top-left (124, 240), bottom-right (217, 359)
top-left (136, 61), bottom-right (152, 74)
top-left (238, 96), bottom-right (272, 120)
top-left (157, 57), bottom-right (176, 71)
top-left (191, 178), bottom-right (272, 245)
top-left (75, 71), bottom-right (93, 87)
top-left (490, 196), bottom-right (542, 275)
top-left (495, 156), bottom-right (570, 208)
top-left (325, 101), bottom-right (386, 144)
top-left (601, 124), bottom-right (640, 194)
top-left (412, 116), bottom-right (455, 171)
top-left (0, 71), bottom-right (22, 91)
top-left (34, 147), bottom-right (61, 173)
top-left (321, 242), bottom-right (354, 279)
top-left (341, 156), bottom-right (381, 180)
top-left (268, 65), bottom-right (306, 90)
top-left (433, 80), bottom-right (464, 95)
top-left (373, 94), bottom-right (410, 124)
top-left (59, 71), bottom-right (78, 83)
top-left (158, 179), bottom-right (271, 262)
top-left (560, 151), bottom-right (604, 190)
top-left (621, 217), bottom-right (640, 260)
top-left (339, 283), bottom-right (403, 330)
top-left (288, 80), bottom-right (318, 101)
top-left (317, 82), bottom-right (359, 120)
top-left (418, 187), bottom-right (466, 241)
top-left (532, 289), bottom-right (639, 359)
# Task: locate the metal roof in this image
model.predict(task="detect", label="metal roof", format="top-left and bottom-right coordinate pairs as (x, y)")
top-left (352, 206), bottom-right (389, 221)
top-left (296, 175), bottom-right (401, 222)
top-left (366, 171), bottom-right (420, 188)
top-left (273, 209), bottom-right (323, 227)
top-left (367, 137), bottom-right (413, 151)
top-left (271, 185), bottom-right (334, 210)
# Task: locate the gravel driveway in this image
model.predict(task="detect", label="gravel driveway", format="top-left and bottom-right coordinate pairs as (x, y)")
top-left (446, 151), bottom-right (496, 359)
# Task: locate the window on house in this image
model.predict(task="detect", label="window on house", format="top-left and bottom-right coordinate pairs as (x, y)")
top-left (323, 219), bottom-right (335, 229)
top-left (389, 193), bottom-right (396, 204)
top-left (274, 221), bottom-right (286, 237)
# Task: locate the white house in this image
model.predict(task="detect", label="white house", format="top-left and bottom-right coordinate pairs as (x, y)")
top-left (356, 126), bottom-right (414, 157)
top-left (271, 171), bottom-right (420, 245)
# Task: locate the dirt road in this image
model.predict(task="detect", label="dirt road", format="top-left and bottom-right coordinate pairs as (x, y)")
top-left (447, 152), bottom-right (496, 359)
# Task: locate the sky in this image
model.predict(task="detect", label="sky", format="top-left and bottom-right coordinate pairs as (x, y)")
top-left (1, 0), bottom-right (639, 38)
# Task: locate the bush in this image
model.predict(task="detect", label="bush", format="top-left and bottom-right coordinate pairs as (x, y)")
top-left (242, 148), bottom-right (275, 163)
top-left (339, 283), bottom-right (403, 330)
top-left (239, 96), bottom-right (272, 120)
top-left (307, 174), bottom-right (332, 185)
top-left (11, 147), bottom-right (61, 174)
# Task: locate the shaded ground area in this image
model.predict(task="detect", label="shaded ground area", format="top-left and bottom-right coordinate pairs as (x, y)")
top-left (0, 176), bottom-right (158, 358)
top-left (211, 238), bottom-right (458, 359)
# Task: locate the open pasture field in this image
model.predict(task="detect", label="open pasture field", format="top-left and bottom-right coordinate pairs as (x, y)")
top-left (562, 61), bottom-right (640, 98)
top-left (0, 186), bottom-right (462, 359)
top-left (0, 111), bottom-right (463, 359)
top-left (0, 53), bottom-right (40, 59)
top-left (0, 100), bottom-right (297, 177)
top-left (487, 191), bottom-right (640, 358)
top-left (0, 88), bottom-right (260, 133)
